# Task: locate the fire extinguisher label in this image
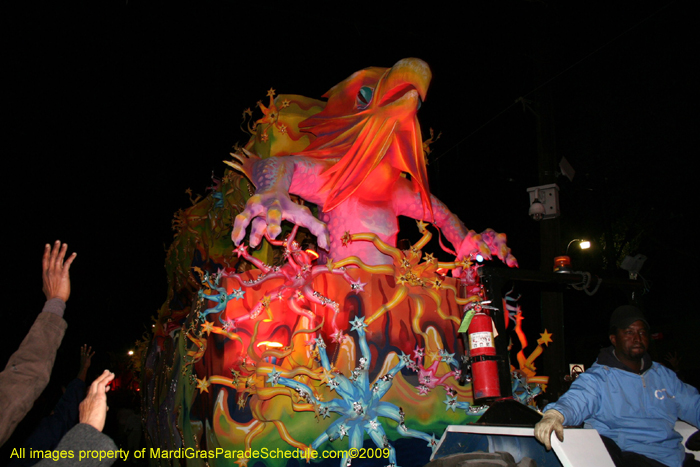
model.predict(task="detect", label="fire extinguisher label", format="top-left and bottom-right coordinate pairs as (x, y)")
top-left (470, 332), bottom-right (493, 349)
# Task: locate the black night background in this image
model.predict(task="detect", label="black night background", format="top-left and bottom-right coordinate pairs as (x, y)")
top-left (2, 0), bottom-right (698, 458)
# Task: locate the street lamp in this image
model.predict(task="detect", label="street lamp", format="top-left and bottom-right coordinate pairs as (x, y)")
top-left (566, 239), bottom-right (590, 255)
top-left (554, 239), bottom-right (590, 273)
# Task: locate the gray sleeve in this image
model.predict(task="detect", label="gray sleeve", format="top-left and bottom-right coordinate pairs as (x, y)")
top-left (33, 424), bottom-right (119, 467)
top-left (0, 309), bottom-right (67, 446)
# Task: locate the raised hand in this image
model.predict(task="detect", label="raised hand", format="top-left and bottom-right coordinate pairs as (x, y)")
top-left (42, 240), bottom-right (77, 302)
top-left (78, 345), bottom-right (95, 381)
top-left (79, 370), bottom-right (114, 432)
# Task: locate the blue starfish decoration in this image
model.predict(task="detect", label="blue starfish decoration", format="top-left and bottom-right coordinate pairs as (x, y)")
top-left (443, 394), bottom-right (458, 412)
top-left (350, 315), bottom-right (367, 332)
top-left (274, 319), bottom-right (438, 467)
top-left (266, 367), bottom-right (281, 385)
top-left (231, 287), bottom-right (245, 299)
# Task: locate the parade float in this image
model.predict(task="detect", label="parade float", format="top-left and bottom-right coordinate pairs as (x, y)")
top-left (140, 58), bottom-right (550, 467)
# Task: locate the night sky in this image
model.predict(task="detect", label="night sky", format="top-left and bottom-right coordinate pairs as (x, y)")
top-left (3, 1), bottom-right (698, 387)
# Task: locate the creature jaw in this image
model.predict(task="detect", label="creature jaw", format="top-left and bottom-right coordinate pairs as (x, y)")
top-left (375, 58), bottom-right (431, 106)
top-left (376, 88), bottom-right (422, 116)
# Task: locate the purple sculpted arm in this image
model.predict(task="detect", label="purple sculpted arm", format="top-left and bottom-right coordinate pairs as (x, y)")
top-left (232, 156), bottom-right (331, 249)
top-left (393, 179), bottom-right (517, 267)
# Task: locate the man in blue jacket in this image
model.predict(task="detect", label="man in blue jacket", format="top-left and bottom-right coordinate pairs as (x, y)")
top-left (535, 305), bottom-right (699, 467)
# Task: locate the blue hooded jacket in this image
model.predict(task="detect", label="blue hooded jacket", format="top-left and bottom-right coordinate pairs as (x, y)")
top-left (544, 346), bottom-right (699, 467)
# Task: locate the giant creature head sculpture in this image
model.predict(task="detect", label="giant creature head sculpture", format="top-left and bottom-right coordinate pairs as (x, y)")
top-left (299, 58), bottom-right (433, 217)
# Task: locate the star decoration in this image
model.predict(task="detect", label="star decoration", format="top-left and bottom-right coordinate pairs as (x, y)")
top-left (432, 279), bottom-right (443, 290)
top-left (350, 316), bottom-right (367, 331)
top-left (261, 296), bottom-right (271, 308)
top-left (416, 220), bottom-right (429, 233)
top-left (266, 87), bottom-right (276, 97)
top-left (317, 405), bottom-right (330, 419)
top-left (200, 320), bottom-right (214, 335)
top-left (266, 368), bottom-right (281, 385)
top-left (234, 457), bottom-right (249, 467)
top-left (538, 329), bottom-right (553, 346)
top-left (230, 369), bottom-right (240, 385)
top-left (326, 257), bottom-right (335, 271)
top-left (413, 346), bottom-right (425, 360)
top-left (352, 401), bottom-right (364, 415)
top-left (341, 231), bottom-right (352, 246)
top-left (365, 419), bottom-right (380, 432)
top-left (231, 288), bottom-right (245, 299)
top-left (196, 377), bottom-right (210, 393)
top-left (315, 336), bottom-right (326, 349)
top-left (281, 99), bottom-right (290, 108)
top-left (443, 395), bottom-right (458, 412)
top-left (399, 352), bottom-right (412, 366)
top-left (327, 378), bottom-right (340, 391)
top-left (338, 424), bottom-right (348, 440)
top-left (331, 329), bottom-right (346, 343)
top-left (350, 279), bottom-right (366, 294)
top-left (237, 394), bottom-right (248, 410)
top-left (278, 124), bottom-right (287, 134)
top-left (427, 434), bottom-right (439, 450)
top-left (320, 368), bottom-right (335, 385)
top-left (423, 252), bottom-right (436, 264)
top-left (233, 244), bottom-right (248, 257)
top-left (439, 349), bottom-right (457, 366)
top-left (222, 319), bottom-right (236, 332)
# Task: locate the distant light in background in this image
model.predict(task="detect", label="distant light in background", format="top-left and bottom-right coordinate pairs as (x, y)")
top-left (566, 238), bottom-right (590, 255)
top-left (475, 254), bottom-right (484, 263)
top-left (128, 350), bottom-right (134, 356)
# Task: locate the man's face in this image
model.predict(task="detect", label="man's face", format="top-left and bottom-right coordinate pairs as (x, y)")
top-left (610, 320), bottom-right (649, 362)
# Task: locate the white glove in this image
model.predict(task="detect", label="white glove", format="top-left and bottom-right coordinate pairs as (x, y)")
top-left (534, 409), bottom-right (564, 450)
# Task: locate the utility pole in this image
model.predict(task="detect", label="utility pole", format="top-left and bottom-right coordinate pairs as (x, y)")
top-left (530, 2), bottom-right (568, 399)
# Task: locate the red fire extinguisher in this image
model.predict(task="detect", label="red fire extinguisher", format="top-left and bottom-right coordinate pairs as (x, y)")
top-left (468, 308), bottom-right (501, 400)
